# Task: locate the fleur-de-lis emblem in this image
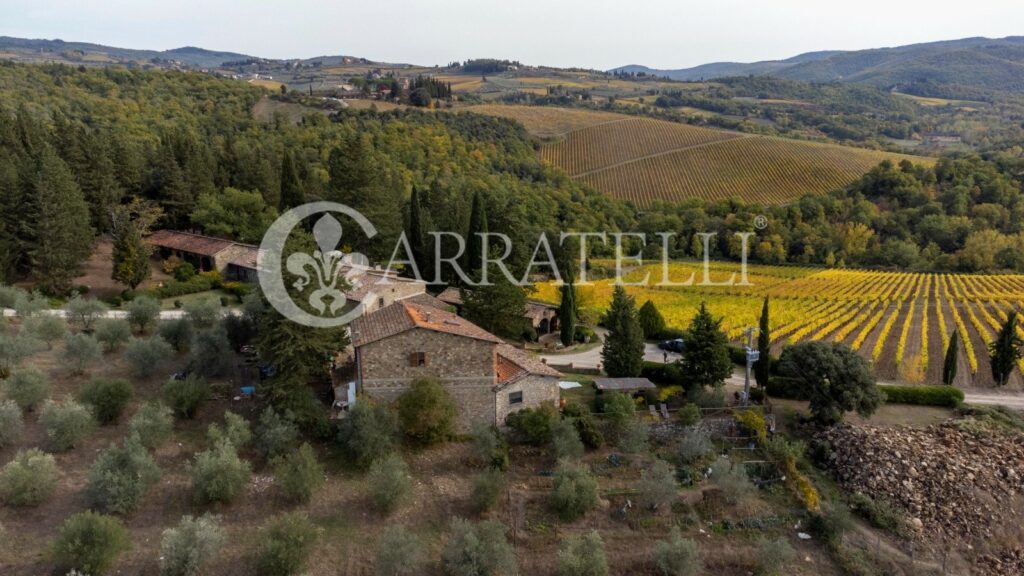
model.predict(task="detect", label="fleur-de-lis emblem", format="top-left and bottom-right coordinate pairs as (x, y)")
top-left (286, 214), bottom-right (363, 316)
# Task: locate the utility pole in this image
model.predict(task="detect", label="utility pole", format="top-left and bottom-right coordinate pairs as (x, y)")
top-left (743, 327), bottom-right (759, 406)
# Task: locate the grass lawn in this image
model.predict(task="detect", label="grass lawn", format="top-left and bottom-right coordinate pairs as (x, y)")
top-left (155, 289), bottom-right (242, 310)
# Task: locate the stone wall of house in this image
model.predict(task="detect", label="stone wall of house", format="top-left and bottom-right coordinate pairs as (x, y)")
top-left (364, 281), bottom-right (427, 313)
top-left (358, 329), bottom-right (497, 428)
top-left (495, 375), bottom-right (560, 425)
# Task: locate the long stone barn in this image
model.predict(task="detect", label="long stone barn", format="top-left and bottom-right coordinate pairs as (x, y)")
top-left (349, 300), bottom-right (561, 428)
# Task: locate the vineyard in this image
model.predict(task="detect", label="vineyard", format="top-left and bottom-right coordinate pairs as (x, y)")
top-left (534, 261), bottom-right (1024, 388)
top-left (469, 105), bottom-right (932, 206)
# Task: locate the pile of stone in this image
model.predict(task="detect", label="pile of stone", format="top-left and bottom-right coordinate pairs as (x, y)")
top-left (816, 422), bottom-right (1024, 540)
top-left (977, 548), bottom-right (1024, 576)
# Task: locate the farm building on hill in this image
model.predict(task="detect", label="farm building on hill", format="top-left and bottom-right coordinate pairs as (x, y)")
top-left (349, 300), bottom-right (561, 428)
top-left (147, 230), bottom-right (261, 282)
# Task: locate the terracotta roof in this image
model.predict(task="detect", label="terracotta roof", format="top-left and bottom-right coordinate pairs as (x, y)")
top-left (350, 300), bottom-right (502, 348)
top-left (218, 244), bottom-right (261, 270)
top-left (399, 292), bottom-right (450, 310)
top-left (495, 343), bottom-right (561, 385)
top-left (436, 286), bottom-right (463, 305)
top-left (147, 230), bottom-right (237, 257)
top-left (344, 268), bottom-right (426, 303)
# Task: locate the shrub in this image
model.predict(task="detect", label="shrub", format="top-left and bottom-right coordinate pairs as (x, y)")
top-left (94, 319), bottom-right (132, 352)
top-left (676, 404), bottom-right (701, 426)
top-left (807, 504), bottom-right (853, 547)
top-left (190, 440), bottom-right (251, 504)
top-left (563, 403), bottom-right (603, 449)
top-left (618, 419), bottom-right (649, 453)
top-left (64, 296), bottom-right (108, 332)
top-left (653, 526), bottom-right (701, 576)
top-left (0, 284), bottom-right (24, 308)
top-left (173, 262), bottom-right (196, 282)
top-left (734, 409), bottom-right (768, 445)
top-left (336, 401), bottom-right (398, 468)
top-left (505, 402), bottom-right (559, 445)
top-left (557, 530), bottom-right (608, 576)
top-left (695, 387), bottom-right (726, 409)
top-left (709, 457), bottom-right (755, 504)
top-left (125, 296), bottom-right (161, 333)
top-left (471, 423), bottom-right (510, 470)
top-left (4, 367), bottom-right (51, 410)
top-left (159, 514), bottom-right (226, 576)
top-left (600, 391), bottom-right (635, 438)
top-left (396, 377), bottom-right (458, 445)
top-left (188, 327), bottom-right (234, 378)
top-left (158, 318), bottom-right (194, 352)
top-left (222, 313), bottom-right (257, 350)
top-left (124, 336), bottom-right (174, 378)
top-left (40, 398), bottom-right (97, 451)
top-left (77, 377), bottom-right (133, 424)
top-left (183, 297), bottom-right (221, 328)
top-left (637, 459), bottom-right (678, 511)
top-left (255, 408), bottom-right (299, 461)
top-left (256, 512), bottom-right (317, 576)
top-left (368, 453), bottom-right (410, 513)
top-left (86, 435), bottom-right (161, 514)
top-left (551, 464), bottom-right (599, 521)
top-left (273, 443), bottom-right (324, 503)
top-left (51, 511), bottom-right (130, 576)
top-left (471, 468), bottom-right (506, 514)
top-left (63, 333), bottom-right (102, 372)
top-left (23, 315), bottom-right (67, 349)
top-left (128, 401), bottom-right (175, 449)
top-left (0, 399), bottom-right (24, 446)
top-left (375, 525), bottom-right (425, 576)
top-left (678, 428), bottom-right (713, 464)
top-left (551, 418), bottom-right (584, 460)
top-left (881, 384), bottom-right (964, 407)
top-left (756, 537), bottom-right (795, 576)
top-left (163, 374), bottom-right (210, 419)
top-left (849, 493), bottom-right (909, 537)
top-left (0, 332), bottom-right (40, 378)
top-left (208, 410), bottom-right (252, 449)
top-left (0, 448), bottom-right (58, 506)
top-left (442, 518), bottom-right (517, 576)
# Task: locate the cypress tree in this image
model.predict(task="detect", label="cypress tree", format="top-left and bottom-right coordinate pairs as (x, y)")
top-left (279, 151), bottom-right (304, 211)
top-left (30, 148), bottom-right (94, 294)
top-left (681, 302), bottom-right (732, 390)
top-left (754, 297), bottom-right (771, 388)
top-left (600, 286), bottom-right (644, 377)
top-left (559, 283), bottom-right (577, 346)
top-left (464, 190), bottom-right (488, 280)
top-left (989, 311), bottom-right (1023, 387)
top-left (406, 187), bottom-right (427, 278)
top-left (942, 331), bottom-right (959, 385)
top-left (637, 300), bottom-right (665, 339)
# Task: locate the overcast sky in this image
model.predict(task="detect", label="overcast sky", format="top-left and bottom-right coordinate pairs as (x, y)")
top-left (3, 0), bottom-right (1023, 70)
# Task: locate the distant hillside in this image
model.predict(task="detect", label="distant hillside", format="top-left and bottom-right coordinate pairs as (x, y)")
top-left (0, 36), bottom-right (261, 68)
top-left (614, 37), bottom-right (1024, 92)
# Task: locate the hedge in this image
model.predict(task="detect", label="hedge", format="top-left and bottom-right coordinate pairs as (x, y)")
top-left (880, 385), bottom-right (964, 407)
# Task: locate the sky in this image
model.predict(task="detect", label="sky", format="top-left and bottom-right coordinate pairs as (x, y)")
top-left (3, 0), bottom-right (1023, 70)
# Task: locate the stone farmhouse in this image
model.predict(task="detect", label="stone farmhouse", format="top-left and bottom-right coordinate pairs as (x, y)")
top-left (349, 299), bottom-right (561, 428)
top-left (436, 287), bottom-right (560, 335)
top-left (147, 230), bottom-right (260, 283)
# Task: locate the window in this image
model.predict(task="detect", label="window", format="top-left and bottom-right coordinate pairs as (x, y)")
top-left (378, 297), bottom-right (385, 309)
top-left (508, 391), bottom-right (523, 405)
top-left (408, 352), bottom-right (427, 367)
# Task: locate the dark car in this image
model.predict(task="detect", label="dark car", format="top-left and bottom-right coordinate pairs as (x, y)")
top-left (658, 338), bottom-right (685, 353)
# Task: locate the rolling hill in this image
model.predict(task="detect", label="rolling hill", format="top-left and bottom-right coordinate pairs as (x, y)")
top-left (470, 105), bottom-right (932, 207)
top-left (615, 36), bottom-right (1024, 92)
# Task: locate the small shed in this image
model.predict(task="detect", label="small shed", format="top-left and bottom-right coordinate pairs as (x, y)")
top-left (592, 377), bottom-right (657, 392)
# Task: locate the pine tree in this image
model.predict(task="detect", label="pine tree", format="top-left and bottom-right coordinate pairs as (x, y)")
top-left (464, 190), bottom-right (488, 280)
top-left (111, 220), bottom-right (150, 289)
top-left (30, 148), bottom-right (94, 294)
top-left (755, 297), bottom-right (771, 388)
top-left (942, 331), bottom-right (959, 385)
top-left (989, 311), bottom-right (1023, 387)
top-left (681, 303), bottom-right (732, 390)
top-left (637, 300), bottom-right (665, 339)
top-left (559, 283), bottom-right (577, 346)
top-left (278, 151), bottom-right (304, 211)
top-left (460, 278), bottom-right (526, 339)
top-left (601, 286), bottom-right (644, 377)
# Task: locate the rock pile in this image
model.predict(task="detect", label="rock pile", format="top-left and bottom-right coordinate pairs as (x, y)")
top-left (816, 422), bottom-right (1024, 540)
top-left (977, 548), bottom-right (1024, 576)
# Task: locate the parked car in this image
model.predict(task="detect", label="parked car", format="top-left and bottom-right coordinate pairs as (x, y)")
top-left (658, 338), bottom-right (685, 353)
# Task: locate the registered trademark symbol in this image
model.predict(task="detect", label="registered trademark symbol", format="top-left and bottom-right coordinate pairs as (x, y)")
top-left (754, 215), bottom-right (769, 230)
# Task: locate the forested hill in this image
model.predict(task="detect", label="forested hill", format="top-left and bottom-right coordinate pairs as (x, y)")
top-left (1, 62), bottom-right (1023, 296)
top-left (615, 36), bottom-right (1024, 93)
